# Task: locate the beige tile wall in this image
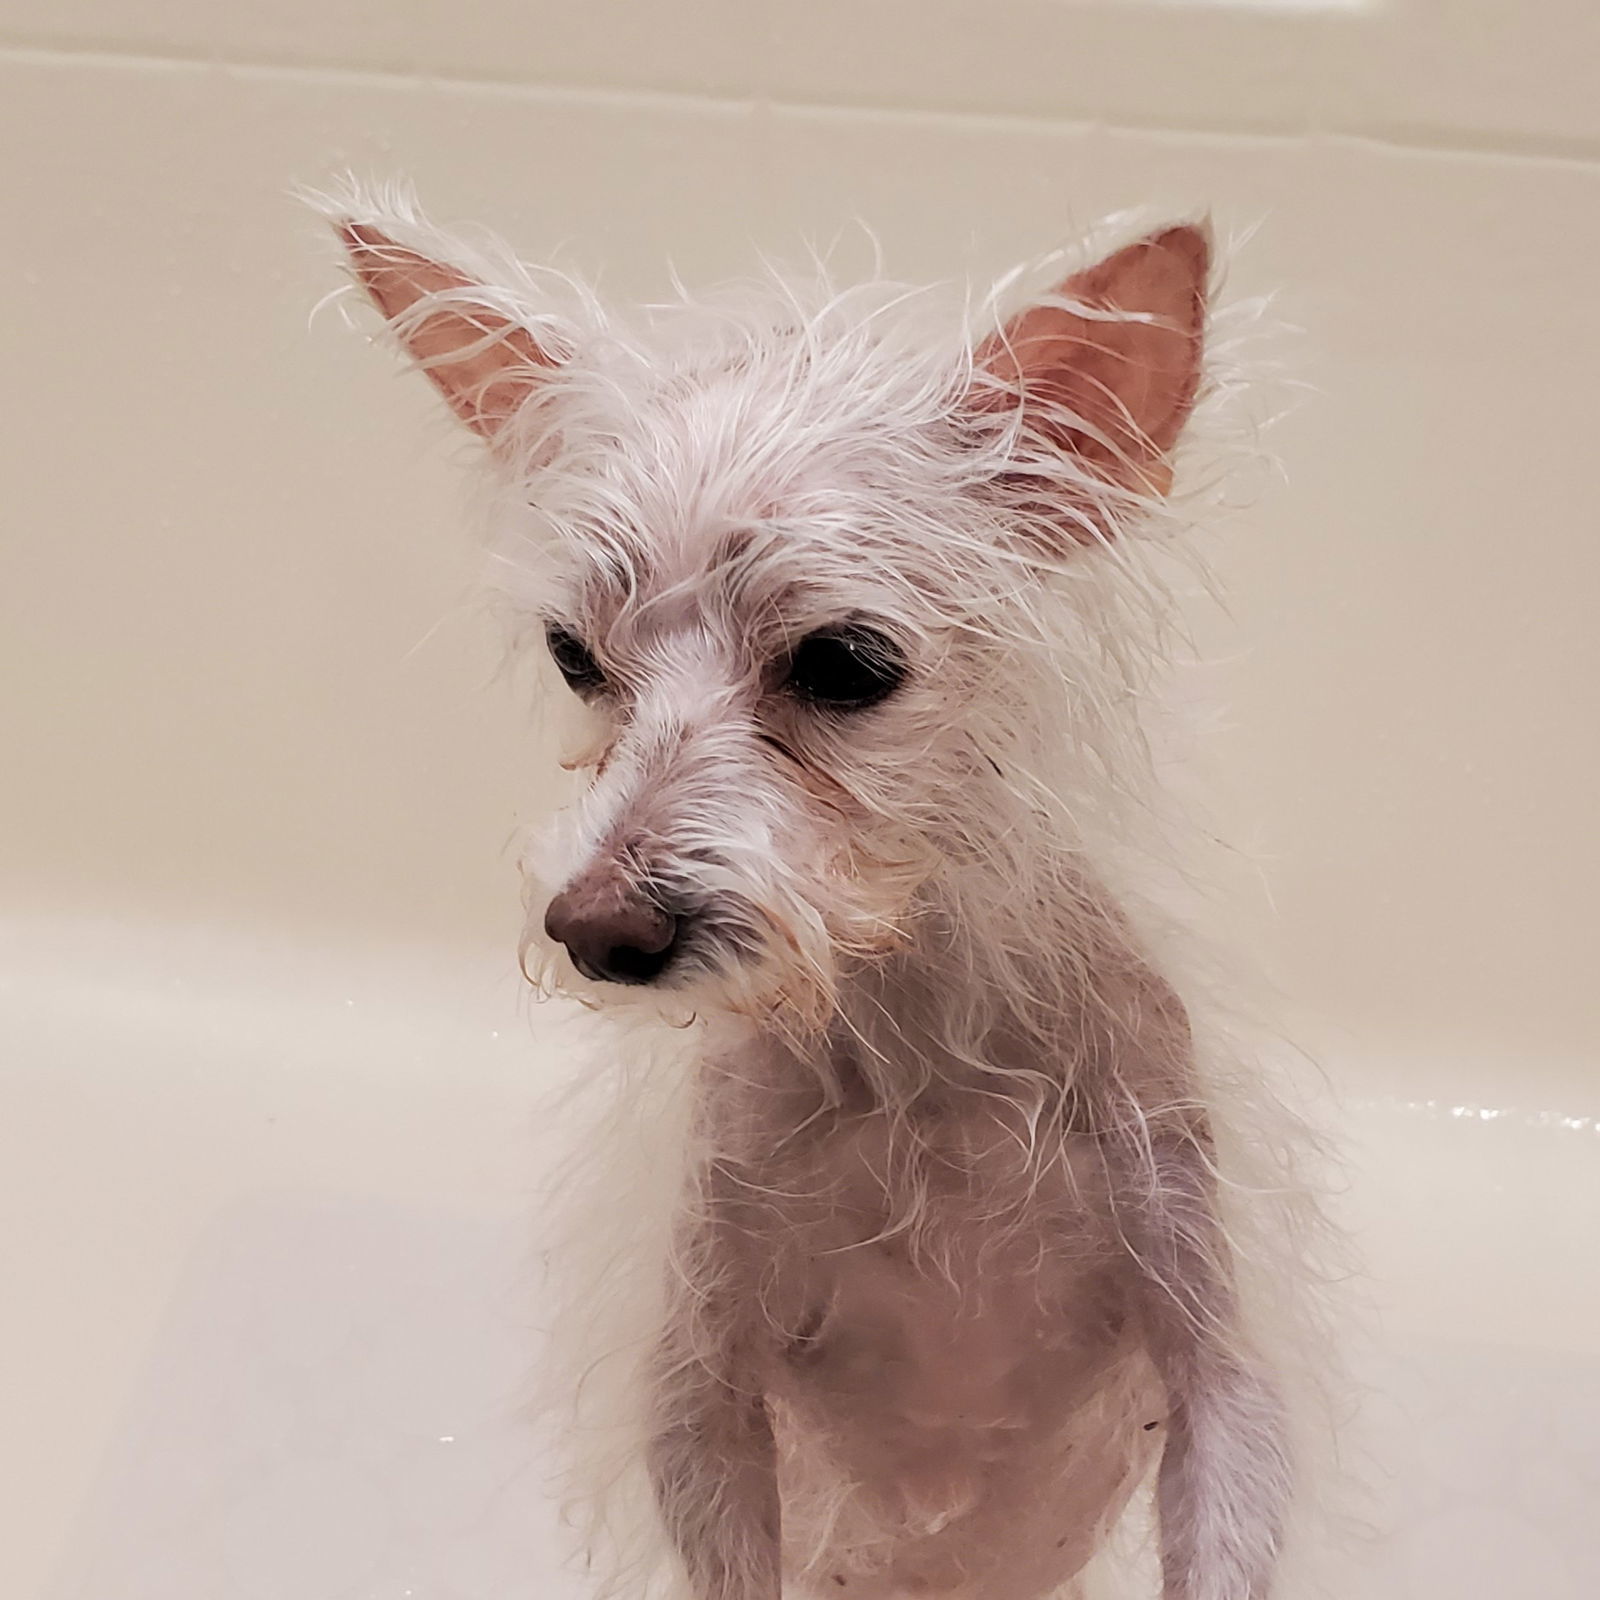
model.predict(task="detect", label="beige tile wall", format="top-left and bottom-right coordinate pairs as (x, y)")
top-left (3, 5), bottom-right (1596, 1072)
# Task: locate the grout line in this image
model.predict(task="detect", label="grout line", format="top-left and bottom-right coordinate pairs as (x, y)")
top-left (3, 37), bottom-right (1600, 170)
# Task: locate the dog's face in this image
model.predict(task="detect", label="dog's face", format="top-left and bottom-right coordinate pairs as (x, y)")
top-left (335, 204), bottom-right (1207, 1027)
top-left (519, 396), bottom-right (1003, 1027)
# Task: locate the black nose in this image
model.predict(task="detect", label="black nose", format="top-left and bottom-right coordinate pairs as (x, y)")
top-left (544, 883), bottom-right (680, 985)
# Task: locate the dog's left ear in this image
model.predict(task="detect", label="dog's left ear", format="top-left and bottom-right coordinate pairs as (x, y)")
top-left (975, 224), bottom-right (1209, 503)
top-left (337, 222), bottom-right (562, 443)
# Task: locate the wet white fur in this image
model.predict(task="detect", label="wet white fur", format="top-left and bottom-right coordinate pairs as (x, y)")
top-left (313, 179), bottom-right (1335, 1600)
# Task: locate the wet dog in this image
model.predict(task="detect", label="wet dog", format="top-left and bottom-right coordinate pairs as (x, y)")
top-left (327, 189), bottom-right (1299, 1600)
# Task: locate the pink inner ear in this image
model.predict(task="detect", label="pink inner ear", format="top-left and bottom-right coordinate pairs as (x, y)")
top-left (340, 222), bottom-right (555, 441)
top-left (976, 225), bottom-right (1210, 499)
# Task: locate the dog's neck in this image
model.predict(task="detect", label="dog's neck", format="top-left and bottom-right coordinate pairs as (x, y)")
top-left (804, 868), bottom-right (1145, 1108)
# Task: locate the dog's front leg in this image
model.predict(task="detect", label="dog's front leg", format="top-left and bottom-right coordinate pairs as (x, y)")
top-left (648, 1381), bottom-right (779, 1600)
top-left (1122, 1122), bottom-right (1291, 1600)
top-left (647, 1168), bottom-right (781, 1600)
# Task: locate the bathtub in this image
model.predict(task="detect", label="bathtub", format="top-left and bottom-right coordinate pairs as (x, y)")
top-left (6, 909), bottom-right (1597, 1599)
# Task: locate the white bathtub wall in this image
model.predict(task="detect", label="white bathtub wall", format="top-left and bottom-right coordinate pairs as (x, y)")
top-left (2, 5), bottom-right (1598, 1599)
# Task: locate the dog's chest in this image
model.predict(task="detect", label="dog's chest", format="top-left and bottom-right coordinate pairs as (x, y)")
top-left (729, 1094), bottom-right (1137, 1437)
top-left (703, 1090), bottom-right (1156, 1591)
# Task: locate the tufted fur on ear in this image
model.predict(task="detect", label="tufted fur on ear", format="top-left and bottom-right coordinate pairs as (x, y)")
top-left (974, 224), bottom-right (1210, 511)
top-left (336, 221), bottom-right (563, 441)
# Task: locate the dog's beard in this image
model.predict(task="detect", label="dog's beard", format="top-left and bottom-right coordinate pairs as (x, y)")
top-left (518, 832), bottom-right (934, 1041)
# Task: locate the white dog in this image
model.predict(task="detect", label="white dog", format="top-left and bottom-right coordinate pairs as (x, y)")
top-left (327, 188), bottom-right (1307, 1600)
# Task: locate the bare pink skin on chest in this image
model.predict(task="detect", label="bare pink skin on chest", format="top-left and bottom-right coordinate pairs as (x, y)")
top-left (709, 1069), bottom-right (1164, 1598)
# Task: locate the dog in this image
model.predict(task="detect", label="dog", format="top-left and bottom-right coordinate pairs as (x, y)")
top-left (324, 185), bottom-right (1303, 1600)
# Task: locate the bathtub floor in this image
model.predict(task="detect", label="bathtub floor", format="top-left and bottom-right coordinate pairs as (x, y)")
top-left (5, 914), bottom-right (1598, 1598)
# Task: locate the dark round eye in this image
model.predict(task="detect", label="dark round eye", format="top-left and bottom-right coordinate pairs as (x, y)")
top-left (545, 623), bottom-right (606, 694)
top-left (785, 626), bottom-right (906, 710)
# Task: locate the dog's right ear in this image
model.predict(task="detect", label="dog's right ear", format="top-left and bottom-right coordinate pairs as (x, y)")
top-left (337, 222), bottom-right (562, 443)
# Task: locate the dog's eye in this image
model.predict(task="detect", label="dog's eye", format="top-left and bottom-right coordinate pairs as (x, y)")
top-left (545, 623), bottom-right (606, 694)
top-left (785, 626), bottom-right (906, 710)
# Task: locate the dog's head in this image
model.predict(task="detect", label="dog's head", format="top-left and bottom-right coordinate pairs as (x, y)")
top-left (331, 194), bottom-right (1209, 1031)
